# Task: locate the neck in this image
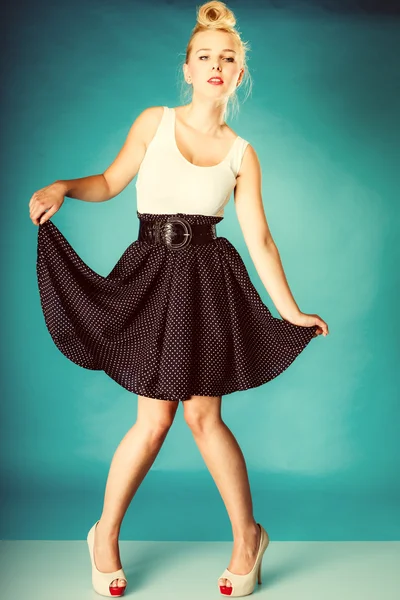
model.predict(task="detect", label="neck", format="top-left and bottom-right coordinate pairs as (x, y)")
top-left (181, 99), bottom-right (228, 136)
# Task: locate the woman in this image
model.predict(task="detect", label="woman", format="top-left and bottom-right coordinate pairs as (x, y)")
top-left (29, 1), bottom-right (328, 597)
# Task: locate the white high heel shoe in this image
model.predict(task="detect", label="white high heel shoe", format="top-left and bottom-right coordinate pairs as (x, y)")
top-left (87, 520), bottom-right (128, 597)
top-left (218, 523), bottom-right (270, 597)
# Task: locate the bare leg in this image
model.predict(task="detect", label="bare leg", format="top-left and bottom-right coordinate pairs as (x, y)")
top-left (94, 395), bottom-right (180, 589)
top-left (182, 395), bottom-right (267, 591)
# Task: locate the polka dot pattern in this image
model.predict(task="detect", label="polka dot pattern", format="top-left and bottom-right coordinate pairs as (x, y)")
top-left (36, 211), bottom-right (318, 401)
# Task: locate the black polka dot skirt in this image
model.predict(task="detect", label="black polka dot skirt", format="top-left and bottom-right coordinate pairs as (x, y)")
top-left (36, 211), bottom-right (318, 401)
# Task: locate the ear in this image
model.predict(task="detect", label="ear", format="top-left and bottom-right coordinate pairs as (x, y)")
top-left (183, 64), bottom-right (191, 84)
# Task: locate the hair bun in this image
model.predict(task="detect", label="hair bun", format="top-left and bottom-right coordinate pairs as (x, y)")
top-left (197, 1), bottom-right (236, 30)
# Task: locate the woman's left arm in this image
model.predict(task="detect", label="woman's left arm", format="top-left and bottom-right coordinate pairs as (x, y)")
top-left (233, 144), bottom-right (329, 337)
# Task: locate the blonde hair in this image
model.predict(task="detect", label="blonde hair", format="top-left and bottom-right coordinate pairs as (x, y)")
top-left (180, 1), bottom-right (252, 120)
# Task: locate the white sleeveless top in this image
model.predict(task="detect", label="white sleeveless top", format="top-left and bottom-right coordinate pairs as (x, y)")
top-left (136, 106), bottom-right (249, 217)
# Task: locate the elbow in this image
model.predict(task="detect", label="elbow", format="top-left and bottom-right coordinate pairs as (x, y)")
top-left (249, 234), bottom-right (277, 254)
top-left (246, 238), bottom-right (277, 265)
top-left (101, 174), bottom-right (115, 201)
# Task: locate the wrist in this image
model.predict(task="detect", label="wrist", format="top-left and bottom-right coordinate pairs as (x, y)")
top-left (280, 309), bottom-right (303, 321)
top-left (54, 180), bottom-right (69, 195)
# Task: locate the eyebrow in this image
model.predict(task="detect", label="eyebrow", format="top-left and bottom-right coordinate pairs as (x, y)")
top-left (195, 48), bottom-right (236, 53)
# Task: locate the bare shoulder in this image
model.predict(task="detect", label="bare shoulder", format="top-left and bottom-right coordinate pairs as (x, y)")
top-left (135, 105), bottom-right (165, 148)
top-left (236, 142), bottom-right (258, 179)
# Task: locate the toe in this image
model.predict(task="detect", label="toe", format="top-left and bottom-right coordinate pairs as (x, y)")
top-left (111, 578), bottom-right (126, 588)
top-left (219, 577), bottom-right (233, 595)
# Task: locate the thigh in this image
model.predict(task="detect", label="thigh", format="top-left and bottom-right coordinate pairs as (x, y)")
top-left (137, 394), bottom-right (180, 429)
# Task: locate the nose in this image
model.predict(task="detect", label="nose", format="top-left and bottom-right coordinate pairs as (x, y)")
top-left (212, 63), bottom-right (222, 71)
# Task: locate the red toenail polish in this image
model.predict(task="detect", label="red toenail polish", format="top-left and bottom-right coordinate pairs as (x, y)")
top-left (110, 586), bottom-right (125, 596)
top-left (220, 585), bottom-right (233, 595)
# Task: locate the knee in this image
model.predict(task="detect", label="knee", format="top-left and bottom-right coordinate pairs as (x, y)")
top-left (137, 398), bottom-right (178, 440)
top-left (139, 415), bottom-right (175, 441)
top-left (184, 407), bottom-right (221, 435)
top-left (183, 395), bottom-right (222, 434)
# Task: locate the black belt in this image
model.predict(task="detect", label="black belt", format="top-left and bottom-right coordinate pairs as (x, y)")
top-left (138, 216), bottom-right (218, 250)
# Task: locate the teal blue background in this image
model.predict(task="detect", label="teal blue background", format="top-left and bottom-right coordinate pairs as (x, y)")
top-left (1, 1), bottom-right (399, 541)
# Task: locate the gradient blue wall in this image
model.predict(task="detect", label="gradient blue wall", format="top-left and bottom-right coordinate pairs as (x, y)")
top-left (1, 0), bottom-right (399, 541)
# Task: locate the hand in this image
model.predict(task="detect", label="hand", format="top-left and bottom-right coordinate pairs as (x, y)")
top-left (284, 312), bottom-right (329, 337)
top-left (28, 180), bottom-right (66, 226)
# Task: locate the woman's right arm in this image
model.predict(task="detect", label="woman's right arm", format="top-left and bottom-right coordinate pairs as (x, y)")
top-left (29, 106), bottom-right (163, 226)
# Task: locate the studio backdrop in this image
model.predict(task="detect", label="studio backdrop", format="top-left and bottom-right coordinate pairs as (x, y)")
top-left (1, 0), bottom-right (398, 541)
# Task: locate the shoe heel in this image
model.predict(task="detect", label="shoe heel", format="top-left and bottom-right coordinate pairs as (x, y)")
top-left (218, 523), bottom-right (269, 597)
top-left (258, 532), bottom-right (270, 586)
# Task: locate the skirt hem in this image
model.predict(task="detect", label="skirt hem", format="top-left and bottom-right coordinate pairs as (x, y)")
top-left (48, 331), bottom-right (316, 402)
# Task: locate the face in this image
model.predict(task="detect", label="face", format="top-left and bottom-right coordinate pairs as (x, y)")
top-left (184, 30), bottom-right (244, 99)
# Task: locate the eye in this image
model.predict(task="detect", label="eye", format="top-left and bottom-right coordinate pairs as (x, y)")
top-left (199, 55), bottom-right (235, 62)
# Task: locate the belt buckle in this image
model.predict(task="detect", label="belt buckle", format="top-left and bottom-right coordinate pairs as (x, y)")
top-left (160, 216), bottom-right (192, 250)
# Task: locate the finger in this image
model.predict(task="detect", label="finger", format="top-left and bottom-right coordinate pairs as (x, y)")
top-left (31, 210), bottom-right (43, 225)
top-left (31, 203), bottom-right (46, 224)
top-left (29, 193), bottom-right (40, 210)
top-left (30, 210), bottom-right (39, 225)
top-left (32, 204), bottom-right (49, 224)
top-left (39, 207), bottom-right (56, 225)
